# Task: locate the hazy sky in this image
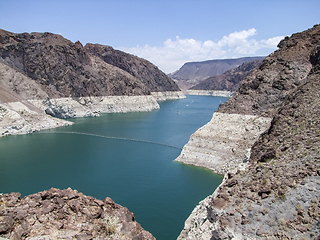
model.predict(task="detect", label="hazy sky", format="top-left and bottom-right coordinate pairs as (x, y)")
top-left (1, 0), bottom-right (319, 73)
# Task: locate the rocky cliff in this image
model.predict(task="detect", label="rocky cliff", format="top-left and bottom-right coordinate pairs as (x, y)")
top-left (177, 25), bottom-right (320, 239)
top-left (0, 188), bottom-right (155, 240)
top-left (218, 26), bottom-right (320, 117)
top-left (0, 29), bottom-right (184, 136)
top-left (170, 57), bottom-right (265, 90)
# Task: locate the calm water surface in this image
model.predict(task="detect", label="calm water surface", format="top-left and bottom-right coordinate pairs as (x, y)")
top-left (0, 95), bottom-right (228, 239)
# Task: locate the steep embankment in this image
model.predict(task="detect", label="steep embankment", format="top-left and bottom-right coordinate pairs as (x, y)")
top-left (170, 57), bottom-right (265, 90)
top-left (186, 59), bottom-right (263, 96)
top-left (0, 188), bottom-right (155, 239)
top-left (0, 29), bottom-right (184, 136)
top-left (177, 25), bottom-right (320, 239)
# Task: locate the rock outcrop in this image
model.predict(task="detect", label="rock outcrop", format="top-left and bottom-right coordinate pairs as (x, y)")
top-left (178, 25), bottom-right (320, 239)
top-left (175, 112), bottom-right (271, 175)
top-left (0, 188), bottom-right (155, 240)
top-left (170, 57), bottom-right (265, 90)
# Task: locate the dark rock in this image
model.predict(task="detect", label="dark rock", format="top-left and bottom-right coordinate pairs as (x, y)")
top-left (190, 59), bottom-right (264, 91)
top-left (258, 148), bottom-right (276, 163)
top-left (226, 179), bottom-right (238, 187)
top-left (218, 25), bottom-right (320, 117)
top-left (85, 43), bottom-right (180, 92)
top-left (0, 29), bottom-right (180, 104)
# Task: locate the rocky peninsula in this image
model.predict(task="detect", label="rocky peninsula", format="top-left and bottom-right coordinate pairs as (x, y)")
top-left (177, 25), bottom-right (320, 239)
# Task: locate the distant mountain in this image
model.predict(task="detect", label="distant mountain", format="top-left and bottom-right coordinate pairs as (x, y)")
top-left (189, 59), bottom-right (263, 91)
top-left (170, 57), bottom-right (265, 90)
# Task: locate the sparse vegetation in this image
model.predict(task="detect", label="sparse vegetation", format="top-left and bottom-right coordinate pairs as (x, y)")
top-left (103, 215), bottom-right (119, 235)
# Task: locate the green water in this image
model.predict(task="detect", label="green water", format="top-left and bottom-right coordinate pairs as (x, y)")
top-left (0, 95), bottom-right (227, 239)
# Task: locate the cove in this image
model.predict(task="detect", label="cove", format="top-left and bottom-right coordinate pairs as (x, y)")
top-left (0, 95), bottom-right (227, 240)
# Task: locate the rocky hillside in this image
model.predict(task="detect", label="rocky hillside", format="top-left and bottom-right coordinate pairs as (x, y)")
top-left (189, 59), bottom-right (263, 91)
top-left (170, 57), bottom-right (265, 90)
top-left (0, 29), bottom-right (184, 135)
top-left (85, 43), bottom-right (180, 92)
top-left (178, 24), bottom-right (320, 239)
top-left (0, 29), bottom-right (180, 99)
top-left (0, 188), bottom-right (155, 239)
top-left (218, 25), bottom-right (320, 117)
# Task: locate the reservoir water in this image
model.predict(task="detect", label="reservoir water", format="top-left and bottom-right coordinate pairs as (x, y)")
top-left (0, 95), bottom-right (227, 239)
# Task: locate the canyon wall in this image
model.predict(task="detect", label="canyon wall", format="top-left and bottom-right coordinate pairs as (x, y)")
top-left (177, 25), bottom-right (320, 239)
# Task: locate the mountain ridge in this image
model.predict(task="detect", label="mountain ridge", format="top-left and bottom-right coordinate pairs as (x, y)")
top-left (170, 56), bottom-right (265, 90)
top-left (189, 59), bottom-right (263, 92)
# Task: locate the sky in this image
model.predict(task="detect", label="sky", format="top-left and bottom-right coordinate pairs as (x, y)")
top-left (1, 0), bottom-right (319, 73)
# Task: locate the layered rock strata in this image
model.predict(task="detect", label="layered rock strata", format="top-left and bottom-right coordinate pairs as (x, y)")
top-left (177, 25), bottom-right (320, 239)
top-left (178, 25), bottom-right (320, 239)
top-left (178, 59), bottom-right (320, 239)
top-left (30, 95), bottom-right (160, 119)
top-left (175, 112), bottom-right (271, 175)
top-left (0, 188), bottom-right (155, 240)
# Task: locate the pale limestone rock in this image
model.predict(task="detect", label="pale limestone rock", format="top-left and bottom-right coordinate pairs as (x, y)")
top-left (177, 173), bottom-right (242, 240)
top-left (0, 102), bottom-right (72, 136)
top-left (29, 95), bottom-right (160, 119)
top-left (151, 91), bottom-right (186, 101)
top-left (0, 93), bottom-right (166, 136)
top-left (185, 90), bottom-right (234, 97)
top-left (175, 112), bottom-right (272, 175)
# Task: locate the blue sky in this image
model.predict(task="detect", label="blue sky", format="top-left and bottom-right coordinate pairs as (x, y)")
top-left (1, 0), bottom-right (319, 73)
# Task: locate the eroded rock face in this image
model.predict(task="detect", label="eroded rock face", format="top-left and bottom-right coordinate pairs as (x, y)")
top-left (0, 188), bottom-right (155, 240)
top-left (175, 112), bottom-right (271, 175)
top-left (178, 25), bottom-right (320, 240)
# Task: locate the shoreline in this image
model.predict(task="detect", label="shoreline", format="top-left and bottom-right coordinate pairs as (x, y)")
top-left (174, 112), bottom-right (272, 175)
top-left (0, 92), bottom-right (185, 137)
top-left (185, 90), bottom-right (234, 98)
